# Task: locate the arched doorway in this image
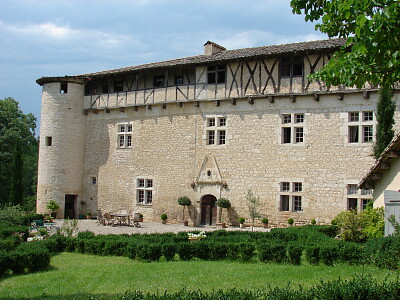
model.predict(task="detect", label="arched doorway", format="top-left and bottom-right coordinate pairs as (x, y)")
top-left (200, 194), bottom-right (217, 225)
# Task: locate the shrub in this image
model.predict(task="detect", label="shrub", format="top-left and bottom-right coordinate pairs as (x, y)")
top-left (288, 218), bottom-right (294, 225)
top-left (135, 244), bottom-right (162, 262)
top-left (77, 231), bottom-right (96, 239)
top-left (239, 217), bottom-right (245, 224)
top-left (258, 242), bottom-right (286, 263)
top-left (177, 243), bottom-right (195, 261)
top-left (319, 244), bottom-right (339, 266)
top-left (287, 242), bottom-right (303, 265)
top-left (337, 241), bottom-right (362, 265)
top-left (161, 243), bottom-right (176, 261)
top-left (311, 219), bottom-right (316, 225)
top-left (237, 243), bottom-right (255, 262)
top-left (305, 246), bottom-right (320, 265)
top-left (160, 213), bottom-right (168, 221)
top-left (365, 236), bottom-right (400, 270)
top-left (0, 205), bottom-right (24, 225)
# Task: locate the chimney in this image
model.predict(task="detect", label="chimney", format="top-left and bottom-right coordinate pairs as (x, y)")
top-left (204, 41), bottom-right (226, 55)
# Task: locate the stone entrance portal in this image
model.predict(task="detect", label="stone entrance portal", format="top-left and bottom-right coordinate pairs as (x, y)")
top-left (200, 194), bottom-right (217, 225)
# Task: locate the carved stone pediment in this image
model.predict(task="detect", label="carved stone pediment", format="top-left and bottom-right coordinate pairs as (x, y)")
top-left (196, 154), bottom-right (222, 185)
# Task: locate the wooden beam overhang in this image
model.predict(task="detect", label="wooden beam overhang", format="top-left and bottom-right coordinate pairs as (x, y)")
top-left (119, 107), bottom-right (126, 112)
top-left (372, 173), bottom-right (382, 180)
top-left (313, 93), bottom-right (320, 101)
top-left (337, 93), bottom-right (344, 100)
top-left (215, 100), bottom-right (220, 106)
top-left (389, 151), bottom-right (400, 158)
top-left (268, 96), bottom-right (274, 103)
top-left (363, 91), bottom-right (369, 99)
top-left (248, 97), bottom-right (254, 105)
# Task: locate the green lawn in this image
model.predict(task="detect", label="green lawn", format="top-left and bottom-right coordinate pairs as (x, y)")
top-left (0, 252), bottom-right (396, 299)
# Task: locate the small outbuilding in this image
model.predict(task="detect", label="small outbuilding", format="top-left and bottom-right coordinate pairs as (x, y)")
top-left (359, 133), bottom-right (400, 235)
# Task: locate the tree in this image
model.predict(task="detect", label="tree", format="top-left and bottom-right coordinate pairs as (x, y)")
top-left (177, 196), bottom-right (191, 223)
top-left (216, 198), bottom-right (231, 223)
top-left (374, 86), bottom-right (395, 158)
top-left (9, 139), bottom-right (23, 205)
top-left (0, 97), bottom-right (37, 206)
top-left (291, 0), bottom-right (399, 156)
top-left (291, 0), bottom-right (400, 88)
top-left (245, 189), bottom-right (262, 231)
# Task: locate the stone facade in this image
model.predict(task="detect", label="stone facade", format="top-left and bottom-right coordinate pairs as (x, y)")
top-left (36, 39), bottom-right (400, 226)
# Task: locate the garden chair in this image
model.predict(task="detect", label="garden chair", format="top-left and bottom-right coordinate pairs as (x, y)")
top-left (103, 213), bottom-right (116, 226)
top-left (96, 210), bottom-right (106, 226)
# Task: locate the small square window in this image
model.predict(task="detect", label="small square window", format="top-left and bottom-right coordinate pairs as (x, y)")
top-left (175, 75), bottom-right (184, 85)
top-left (119, 125), bottom-right (125, 133)
top-left (114, 80), bottom-right (123, 92)
top-left (208, 118), bottom-right (216, 127)
top-left (45, 136), bottom-right (52, 146)
top-left (138, 179), bottom-right (145, 188)
top-left (363, 111), bottom-right (373, 121)
top-left (282, 114), bottom-right (292, 124)
top-left (218, 118), bottom-right (226, 127)
top-left (295, 114), bottom-right (304, 123)
top-left (349, 112), bottom-right (359, 122)
top-left (153, 75), bottom-right (164, 88)
top-left (146, 179), bottom-right (153, 188)
top-left (293, 182), bottom-right (302, 192)
top-left (91, 177), bottom-right (97, 185)
top-left (347, 184), bottom-right (358, 195)
top-left (281, 182), bottom-right (290, 192)
top-left (127, 125), bottom-right (132, 132)
top-left (361, 188), bottom-right (372, 195)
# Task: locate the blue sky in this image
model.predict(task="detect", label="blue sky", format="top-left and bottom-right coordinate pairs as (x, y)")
top-left (0, 0), bottom-right (324, 134)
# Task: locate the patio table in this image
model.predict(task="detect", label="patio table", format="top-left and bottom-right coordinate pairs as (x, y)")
top-left (110, 213), bottom-right (130, 226)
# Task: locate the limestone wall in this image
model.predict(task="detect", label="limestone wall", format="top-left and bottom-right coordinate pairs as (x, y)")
top-left (80, 90), bottom-right (394, 226)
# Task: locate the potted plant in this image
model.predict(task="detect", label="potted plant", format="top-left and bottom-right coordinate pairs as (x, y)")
top-left (216, 198), bottom-right (231, 228)
top-left (79, 201), bottom-right (86, 219)
top-left (288, 218), bottom-right (294, 226)
top-left (138, 213), bottom-right (143, 222)
top-left (86, 211), bottom-right (92, 219)
top-left (177, 196), bottom-right (191, 226)
top-left (239, 217), bottom-right (246, 228)
top-left (311, 218), bottom-right (316, 225)
top-left (46, 200), bottom-right (60, 218)
top-left (160, 213), bottom-right (168, 224)
top-left (261, 217), bottom-right (269, 228)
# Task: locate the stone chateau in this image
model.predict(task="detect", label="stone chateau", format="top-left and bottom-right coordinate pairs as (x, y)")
top-left (36, 38), bottom-right (400, 227)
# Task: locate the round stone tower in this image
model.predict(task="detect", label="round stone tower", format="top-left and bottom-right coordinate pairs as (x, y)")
top-left (36, 78), bottom-right (86, 218)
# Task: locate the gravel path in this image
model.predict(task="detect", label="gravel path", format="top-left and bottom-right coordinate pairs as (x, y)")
top-left (54, 219), bottom-right (270, 235)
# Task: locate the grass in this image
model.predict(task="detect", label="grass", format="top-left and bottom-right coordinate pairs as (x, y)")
top-left (0, 252), bottom-right (397, 299)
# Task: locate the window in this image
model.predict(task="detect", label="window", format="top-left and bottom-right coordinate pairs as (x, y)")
top-left (117, 123), bottom-right (132, 148)
top-left (45, 136), bottom-right (52, 146)
top-left (175, 75), bottom-right (184, 85)
top-left (114, 80), bottom-right (123, 92)
top-left (281, 182), bottom-right (290, 192)
top-left (153, 75), bottom-right (164, 87)
top-left (280, 195), bottom-right (289, 211)
top-left (206, 116), bottom-right (227, 145)
top-left (136, 178), bottom-right (153, 205)
top-left (60, 82), bottom-right (68, 94)
top-left (279, 181), bottom-right (304, 212)
top-left (293, 196), bottom-right (302, 212)
top-left (102, 84), bottom-right (109, 94)
top-left (207, 65), bottom-right (226, 84)
top-left (281, 113), bottom-right (305, 144)
top-left (91, 177), bottom-right (97, 185)
top-left (347, 111), bottom-right (374, 143)
top-left (346, 184), bottom-right (373, 211)
top-left (280, 57), bottom-right (303, 78)
top-left (347, 198), bottom-right (358, 210)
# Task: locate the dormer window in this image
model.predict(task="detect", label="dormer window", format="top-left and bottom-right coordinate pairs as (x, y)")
top-left (153, 75), bottom-right (165, 88)
top-left (280, 57), bottom-right (303, 78)
top-left (114, 80), bottom-right (123, 92)
top-left (207, 65), bottom-right (226, 84)
top-left (175, 75), bottom-right (184, 85)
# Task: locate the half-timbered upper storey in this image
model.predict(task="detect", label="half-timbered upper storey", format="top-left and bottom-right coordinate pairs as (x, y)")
top-left (37, 38), bottom-right (349, 110)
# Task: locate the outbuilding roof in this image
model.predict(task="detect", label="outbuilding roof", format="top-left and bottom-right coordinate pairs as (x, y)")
top-left (36, 38), bottom-right (346, 85)
top-left (359, 133), bottom-right (400, 188)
